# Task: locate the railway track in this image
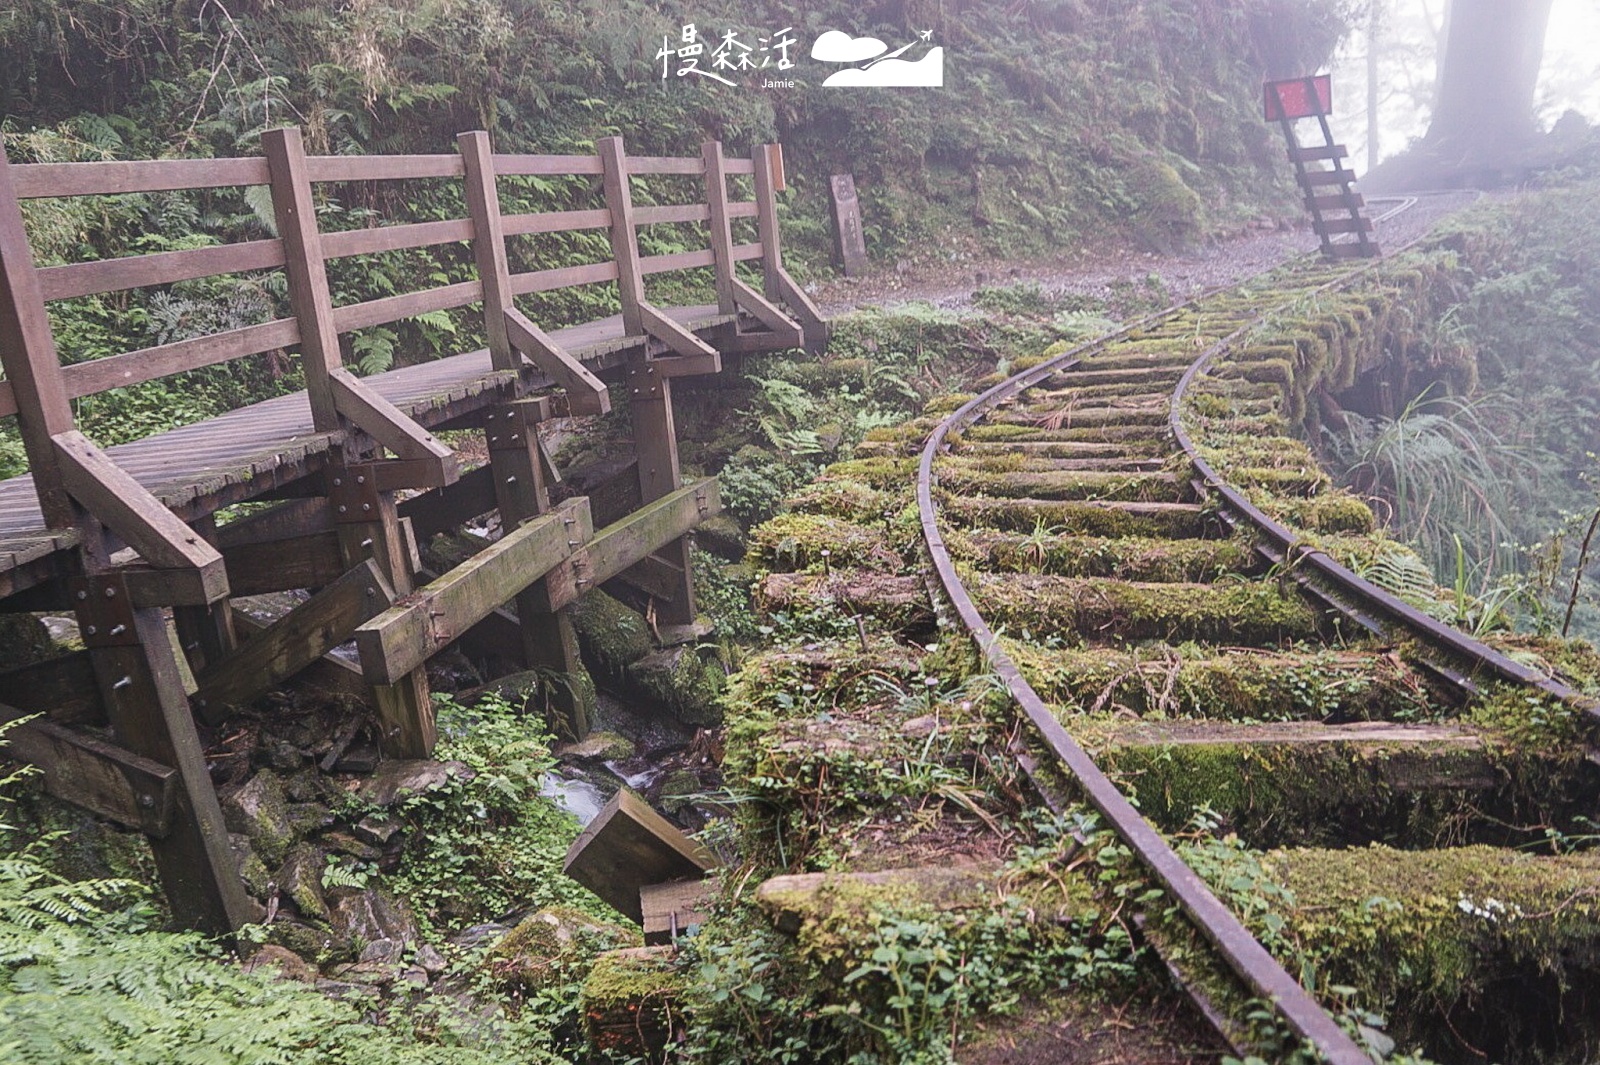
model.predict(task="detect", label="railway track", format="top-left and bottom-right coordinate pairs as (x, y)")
top-left (746, 196), bottom-right (1600, 1061)
top-left (905, 204), bottom-right (1600, 1060)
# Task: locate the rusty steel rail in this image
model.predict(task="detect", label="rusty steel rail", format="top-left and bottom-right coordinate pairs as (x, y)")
top-left (917, 351), bottom-right (1374, 1065)
top-left (914, 199), bottom-right (1546, 1063)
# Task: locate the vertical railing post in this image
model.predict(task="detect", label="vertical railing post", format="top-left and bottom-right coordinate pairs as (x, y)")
top-left (265, 125), bottom-right (433, 757)
top-left (752, 143), bottom-right (785, 302)
top-left (461, 130), bottom-right (593, 738)
top-left (701, 140), bottom-right (737, 316)
top-left (597, 135), bottom-right (646, 336)
top-left (458, 130), bottom-right (517, 371)
top-left (625, 358), bottom-right (696, 626)
top-left (0, 147), bottom-right (77, 528)
top-left (261, 126), bottom-right (343, 432)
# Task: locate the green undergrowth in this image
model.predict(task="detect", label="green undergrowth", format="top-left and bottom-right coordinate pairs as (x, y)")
top-left (384, 694), bottom-right (615, 935)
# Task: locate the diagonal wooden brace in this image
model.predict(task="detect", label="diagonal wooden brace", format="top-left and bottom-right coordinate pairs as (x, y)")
top-left (505, 307), bottom-right (612, 416)
top-left (731, 276), bottom-right (803, 347)
top-left (191, 558), bottom-right (394, 724)
top-left (639, 302), bottom-right (721, 376)
top-left (772, 265), bottom-right (829, 353)
top-left (51, 430), bottom-right (229, 604)
top-left (329, 368), bottom-right (459, 487)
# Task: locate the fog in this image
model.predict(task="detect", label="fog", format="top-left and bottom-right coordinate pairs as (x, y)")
top-left (1327, 0), bottom-right (1600, 173)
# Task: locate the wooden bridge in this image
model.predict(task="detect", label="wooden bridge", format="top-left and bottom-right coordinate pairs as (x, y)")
top-left (0, 128), bottom-right (824, 934)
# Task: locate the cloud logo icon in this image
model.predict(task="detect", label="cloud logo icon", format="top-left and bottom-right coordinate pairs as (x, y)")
top-left (823, 47), bottom-right (944, 87)
top-left (811, 30), bottom-right (888, 64)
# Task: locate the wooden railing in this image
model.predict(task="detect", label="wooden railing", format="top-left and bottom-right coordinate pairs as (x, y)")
top-left (0, 130), bottom-right (818, 430)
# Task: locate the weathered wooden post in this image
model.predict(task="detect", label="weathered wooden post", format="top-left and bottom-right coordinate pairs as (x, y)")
top-left (0, 146), bottom-right (250, 936)
top-left (828, 173), bottom-right (869, 276)
top-left (264, 126), bottom-right (435, 756)
top-left (600, 135), bottom-right (699, 628)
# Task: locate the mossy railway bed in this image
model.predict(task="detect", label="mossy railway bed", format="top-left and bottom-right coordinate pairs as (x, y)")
top-left (731, 199), bottom-right (1600, 1065)
top-left (912, 207), bottom-right (1600, 1062)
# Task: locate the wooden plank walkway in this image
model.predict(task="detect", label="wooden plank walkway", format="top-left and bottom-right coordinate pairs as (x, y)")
top-left (0, 305), bottom-right (730, 544)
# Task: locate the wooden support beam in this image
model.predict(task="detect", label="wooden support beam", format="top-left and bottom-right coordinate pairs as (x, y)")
top-left (597, 135), bottom-right (646, 336)
top-left (355, 498), bottom-right (593, 685)
top-left (325, 466), bottom-right (436, 758)
top-left (2, 715), bottom-right (177, 836)
top-left (262, 126), bottom-right (344, 433)
top-left (231, 610), bottom-right (369, 701)
top-left (531, 481), bottom-right (719, 613)
top-left (191, 558), bottom-right (393, 723)
top-left (398, 463), bottom-right (497, 541)
top-left (329, 368), bottom-right (459, 483)
top-left (85, 597), bottom-right (254, 935)
top-left (504, 308), bottom-right (611, 416)
top-left (172, 515), bottom-right (236, 673)
top-left (613, 551), bottom-right (687, 603)
top-left (51, 430), bottom-right (230, 604)
top-left (625, 355), bottom-right (696, 625)
top-left (564, 789), bottom-right (716, 924)
top-left (752, 144), bottom-right (785, 303)
top-left (638, 303), bottom-right (721, 372)
top-left (0, 651), bottom-right (106, 727)
top-left (701, 140), bottom-right (738, 316)
top-left (0, 146), bottom-right (76, 528)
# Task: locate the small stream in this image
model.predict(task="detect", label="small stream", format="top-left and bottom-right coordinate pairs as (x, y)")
top-left (539, 692), bottom-right (700, 828)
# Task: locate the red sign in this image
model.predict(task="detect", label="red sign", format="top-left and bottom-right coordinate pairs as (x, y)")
top-left (1264, 75), bottom-right (1332, 121)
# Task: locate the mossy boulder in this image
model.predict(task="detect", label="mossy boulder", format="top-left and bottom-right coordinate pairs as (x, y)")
top-left (570, 591), bottom-right (654, 680)
top-left (489, 905), bottom-right (635, 994)
top-left (583, 945), bottom-right (685, 1059)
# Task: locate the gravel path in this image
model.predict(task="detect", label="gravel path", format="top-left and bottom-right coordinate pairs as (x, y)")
top-left (812, 191), bottom-right (1480, 317)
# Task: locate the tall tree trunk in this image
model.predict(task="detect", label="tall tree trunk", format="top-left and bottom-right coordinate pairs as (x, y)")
top-left (1425, 0), bottom-right (1553, 162)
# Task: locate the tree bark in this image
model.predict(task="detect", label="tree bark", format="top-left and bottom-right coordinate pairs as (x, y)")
top-left (1425, 0), bottom-right (1553, 161)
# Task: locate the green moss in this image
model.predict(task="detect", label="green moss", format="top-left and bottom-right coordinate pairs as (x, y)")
top-left (944, 495), bottom-right (1210, 539)
top-left (973, 532), bottom-right (1255, 582)
top-left (970, 573), bottom-right (1321, 644)
top-left (1007, 641), bottom-right (1439, 722)
top-left (569, 590), bottom-right (653, 678)
top-left (937, 467), bottom-right (1185, 503)
top-left (748, 513), bottom-right (902, 573)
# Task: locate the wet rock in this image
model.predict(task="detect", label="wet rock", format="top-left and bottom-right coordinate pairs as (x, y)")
top-left (321, 831), bottom-right (382, 862)
top-left (222, 770), bottom-right (294, 867)
top-left (284, 767), bottom-right (343, 805)
top-left (631, 646), bottom-right (726, 728)
top-left (243, 944), bottom-right (317, 983)
top-left (358, 760), bottom-right (472, 808)
top-left (399, 966), bottom-right (431, 988)
top-left (316, 978), bottom-right (378, 1002)
top-left (331, 887), bottom-right (421, 952)
top-left (231, 833), bottom-right (273, 898)
top-left (449, 922), bottom-right (511, 950)
top-left (358, 938), bottom-right (407, 966)
top-left (901, 714), bottom-right (939, 738)
top-left (259, 738), bottom-right (307, 774)
top-left (335, 743), bottom-right (381, 774)
top-left (354, 814), bottom-right (401, 846)
top-left (277, 843), bottom-right (330, 921)
top-left (415, 943), bottom-right (448, 974)
top-left (693, 513), bottom-right (746, 561)
top-left (265, 917), bottom-right (336, 961)
top-left (656, 769), bottom-right (703, 814)
top-left (556, 731), bottom-right (637, 763)
top-left (0, 612), bottom-right (56, 667)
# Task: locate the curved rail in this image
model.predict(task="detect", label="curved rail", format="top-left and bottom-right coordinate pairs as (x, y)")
top-left (914, 199), bottom-right (1580, 1062)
